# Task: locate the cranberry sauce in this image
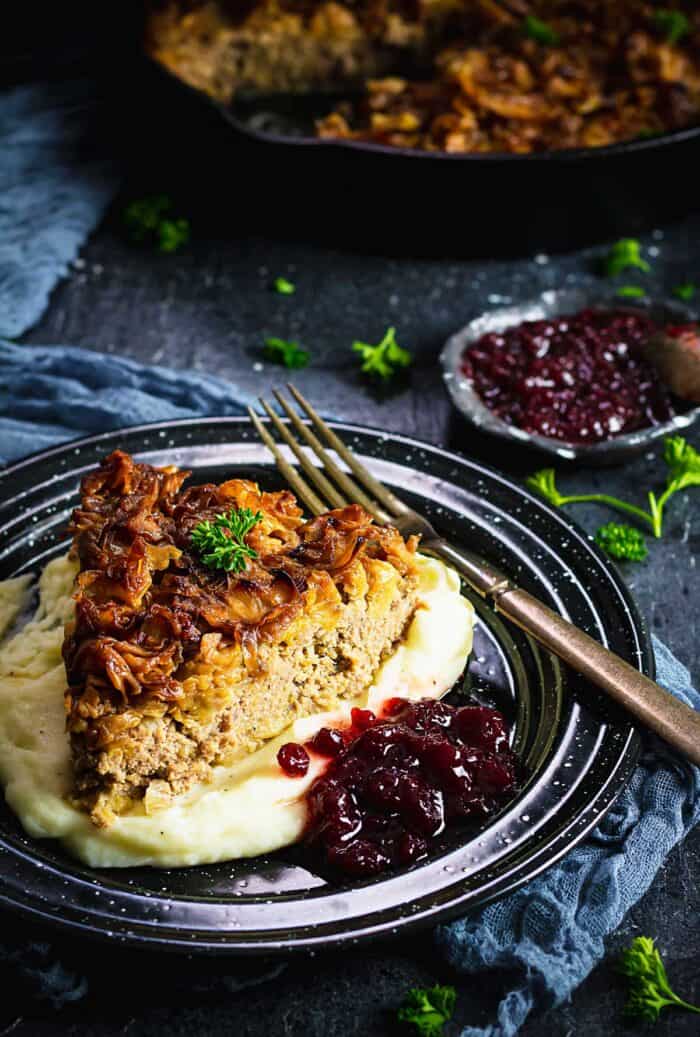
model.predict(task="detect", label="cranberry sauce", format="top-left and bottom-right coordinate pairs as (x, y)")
top-left (277, 742), bottom-right (310, 777)
top-left (461, 308), bottom-right (674, 444)
top-left (300, 700), bottom-right (518, 878)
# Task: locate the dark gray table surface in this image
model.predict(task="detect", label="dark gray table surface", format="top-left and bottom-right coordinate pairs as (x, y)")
top-left (7, 193), bottom-right (698, 1036)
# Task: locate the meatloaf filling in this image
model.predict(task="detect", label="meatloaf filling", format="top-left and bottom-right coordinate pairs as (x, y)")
top-left (63, 451), bottom-right (419, 826)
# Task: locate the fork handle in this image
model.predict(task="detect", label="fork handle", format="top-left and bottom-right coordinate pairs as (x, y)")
top-left (424, 538), bottom-right (700, 767)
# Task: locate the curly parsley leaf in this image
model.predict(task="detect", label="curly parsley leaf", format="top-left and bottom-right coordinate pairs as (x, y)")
top-left (264, 337), bottom-right (310, 369)
top-left (654, 9), bottom-right (690, 45)
top-left (352, 326), bottom-right (412, 381)
top-left (646, 436), bottom-right (700, 534)
top-left (158, 218), bottom-right (190, 254)
top-left (527, 438), bottom-right (700, 540)
top-left (398, 985), bottom-right (456, 1036)
top-left (661, 435), bottom-right (700, 494)
top-left (191, 508), bottom-right (262, 573)
top-left (617, 285), bottom-right (646, 299)
top-left (273, 277), bottom-right (296, 295)
top-left (522, 15), bottom-right (560, 45)
top-left (673, 282), bottom-right (696, 301)
top-left (618, 936), bottom-right (700, 1022)
top-left (526, 469), bottom-right (655, 533)
top-left (595, 522), bottom-right (648, 562)
top-left (124, 195), bottom-right (190, 253)
top-left (525, 468), bottom-right (566, 507)
top-left (603, 239), bottom-right (651, 277)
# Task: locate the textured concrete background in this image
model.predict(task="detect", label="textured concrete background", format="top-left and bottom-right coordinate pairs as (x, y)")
top-left (2, 14), bottom-right (699, 1030)
top-left (7, 191), bottom-right (698, 1037)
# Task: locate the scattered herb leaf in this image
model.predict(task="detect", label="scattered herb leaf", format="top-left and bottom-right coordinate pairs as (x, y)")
top-left (263, 337), bottom-right (310, 369)
top-left (523, 15), bottom-right (560, 45)
top-left (603, 239), bottom-right (651, 277)
top-left (191, 508), bottom-right (262, 573)
top-left (595, 522), bottom-right (648, 562)
top-left (618, 936), bottom-right (700, 1022)
top-left (617, 285), bottom-right (646, 299)
top-left (273, 277), bottom-right (296, 295)
top-left (673, 282), bottom-right (696, 301)
top-left (124, 195), bottom-right (190, 253)
top-left (527, 437), bottom-right (700, 539)
top-left (158, 218), bottom-right (190, 254)
top-left (352, 326), bottom-right (412, 381)
top-left (653, 9), bottom-right (690, 45)
top-left (398, 984), bottom-right (456, 1036)
top-left (124, 195), bottom-right (170, 240)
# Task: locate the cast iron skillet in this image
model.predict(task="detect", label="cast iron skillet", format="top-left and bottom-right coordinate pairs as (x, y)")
top-left (138, 55), bottom-right (700, 256)
top-left (0, 419), bottom-right (647, 953)
top-left (153, 54), bottom-right (700, 162)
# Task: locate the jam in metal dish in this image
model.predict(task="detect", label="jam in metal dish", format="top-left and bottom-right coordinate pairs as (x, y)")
top-left (461, 308), bottom-right (676, 444)
top-left (278, 697), bottom-right (518, 877)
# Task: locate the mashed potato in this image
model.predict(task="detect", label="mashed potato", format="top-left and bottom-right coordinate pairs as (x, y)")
top-left (0, 553), bottom-right (473, 868)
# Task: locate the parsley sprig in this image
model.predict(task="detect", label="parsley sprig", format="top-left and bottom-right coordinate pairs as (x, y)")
top-left (654, 9), bottom-right (690, 45)
top-left (273, 277), bottom-right (296, 295)
top-left (353, 326), bottom-right (413, 381)
top-left (264, 337), bottom-right (310, 368)
top-left (398, 984), bottom-right (456, 1036)
top-left (603, 238), bottom-right (651, 277)
top-left (618, 936), bottom-right (700, 1022)
top-left (191, 507), bottom-right (262, 573)
top-left (527, 436), bottom-right (700, 541)
top-left (673, 282), bottom-right (696, 301)
top-left (595, 522), bottom-right (648, 562)
top-left (123, 194), bottom-right (190, 254)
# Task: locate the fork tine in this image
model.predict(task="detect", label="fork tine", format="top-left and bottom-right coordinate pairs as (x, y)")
top-left (258, 397), bottom-right (348, 510)
top-left (273, 388), bottom-right (392, 524)
top-left (286, 384), bottom-right (409, 518)
top-left (246, 407), bottom-right (325, 516)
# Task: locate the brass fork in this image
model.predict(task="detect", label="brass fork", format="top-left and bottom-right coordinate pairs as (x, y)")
top-left (248, 386), bottom-right (700, 767)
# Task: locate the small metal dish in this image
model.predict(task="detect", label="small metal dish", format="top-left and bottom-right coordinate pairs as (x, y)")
top-left (440, 288), bottom-right (700, 465)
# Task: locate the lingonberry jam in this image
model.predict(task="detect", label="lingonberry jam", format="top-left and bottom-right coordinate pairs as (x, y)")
top-left (277, 742), bottom-right (310, 777)
top-left (461, 308), bottom-right (675, 444)
top-left (303, 699), bottom-right (518, 877)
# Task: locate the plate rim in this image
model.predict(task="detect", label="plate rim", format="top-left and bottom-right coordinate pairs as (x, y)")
top-left (0, 417), bottom-right (648, 953)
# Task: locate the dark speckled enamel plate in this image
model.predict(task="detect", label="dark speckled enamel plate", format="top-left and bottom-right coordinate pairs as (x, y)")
top-left (0, 419), bottom-right (647, 953)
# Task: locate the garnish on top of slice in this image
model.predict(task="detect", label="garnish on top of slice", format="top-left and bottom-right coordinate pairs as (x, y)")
top-left (264, 336), bottom-right (310, 368)
top-left (353, 326), bottom-right (413, 381)
top-left (191, 507), bottom-right (262, 572)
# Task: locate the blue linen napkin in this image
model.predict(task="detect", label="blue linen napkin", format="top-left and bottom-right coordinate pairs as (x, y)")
top-left (437, 638), bottom-right (700, 1036)
top-left (1, 77), bottom-right (699, 1035)
top-left (0, 340), bottom-right (253, 465)
top-left (0, 81), bottom-right (118, 340)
